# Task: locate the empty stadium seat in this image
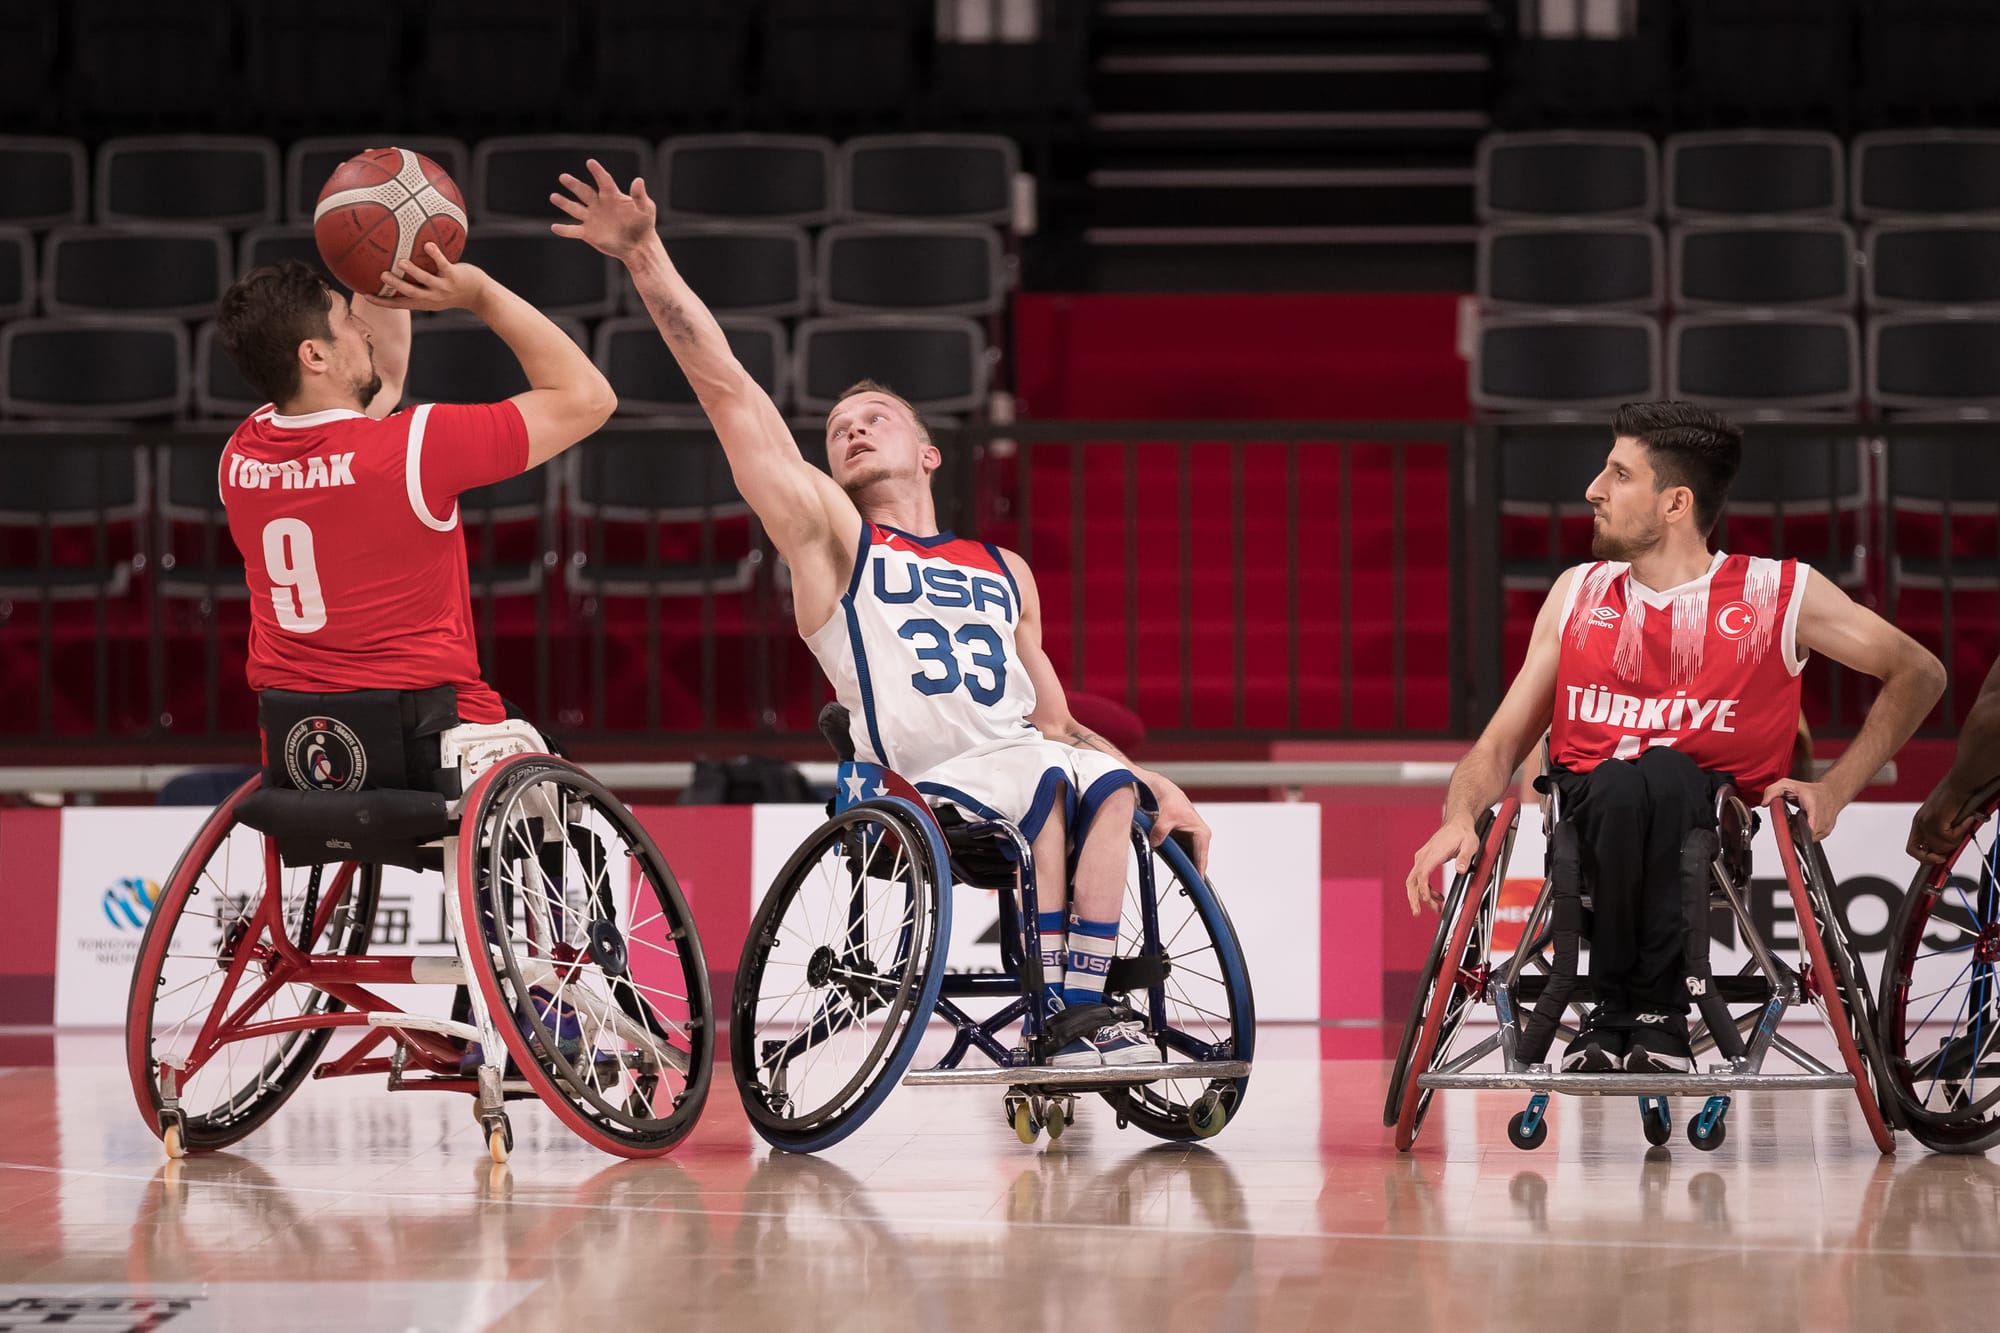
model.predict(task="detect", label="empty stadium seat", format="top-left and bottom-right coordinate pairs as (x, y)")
top-left (0, 228), bottom-right (32, 321)
top-left (458, 465), bottom-right (556, 599)
top-left (594, 316), bottom-right (786, 418)
top-left (1671, 221), bottom-right (1857, 309)
top-left (1870, 313), bottom-right (2000, 413)
top-left (658, 135), bottom-right (835, 225)
top-left (71, 0), bottom-right (234, 124)
top-left (42, 225), bottom-right (231, 320)
top-left (0, 138), bottom-right (86, 229)
top-left (1477, 224), bottom-right (1661, 310)
top-left (193, 321), bottom-right (264, 420)
top-left (237, 225), bottom-right (331, 284)
top-left (405, 316), bottom-right (587, 406)
top-left (1476, 133), bottom-right (1658, 222)
top-left (154, 434), bottom-right (243, 598)
top-left (243, 0), bottom-right (404, 129)
top-left (1885, 434), bottom-right (2000, 587)
top-left (1471, 315), bottom-right (1660, 414)
top-left (0, 318), bottom-right (188, 419)
top-left (761, 0), bottom-right (922, 121)
top-left (838, 135), bottom-right (1020, 225)
top-left (468, 225), bottom-right (620, 318)
top-left (1493, 426), bottom-right (1606, 587)
top-left (654, 225), bottom-right (812, 317)
top-left (1669, 313), bottom-right (1860, 415)
top-left (817, 223), bottom-right (1005, 316)
top-left (473, 135), bottom-right (652, 222)
top-left (413, 0), bottom-right (578, 127)
top-left (588, 0), bottom-right (750, 124)
top-left (286, 136), bottom-right (470, 224)
top-left (0, 424), bottom-right (145, 600)
top-left (1866, 222), bottom-right (2000, 309)
top-left (1854, 132), bottom-right (2000, 220)
top-left (96, 136), bottom-right (279, 227)
top-left (1664, 131), bottom-right (1844, 220)
top-left (794, 317), bottom-right (990, 415)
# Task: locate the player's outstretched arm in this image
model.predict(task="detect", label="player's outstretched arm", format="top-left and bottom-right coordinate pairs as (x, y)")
top-left (1773, 568), bottom-right (1946, 839)
top-left (1910, 656), bottom-right (2000, 863)
top-left (550, 161), bottom-right (859, 618)
top-left (1405, 569), bottom-right (1572, 915)
top-left (349, 297), bottom-right (410, 418)
top-left (1000, 550), bottom-right (1213, 873)
top-left (374, 243), bottom-right (616, 467)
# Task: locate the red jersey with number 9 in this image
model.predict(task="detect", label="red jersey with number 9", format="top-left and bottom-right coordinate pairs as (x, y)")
top-left (221, 401), bottom-right (530, 724)
top-left (1549, 552), bottom-right (1808, 802)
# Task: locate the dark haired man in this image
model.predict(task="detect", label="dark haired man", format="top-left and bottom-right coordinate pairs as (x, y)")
top-left (553, 162), bottom-right (1209, 1067)
top-left (1408, 402), bottom-right (1944, 1073)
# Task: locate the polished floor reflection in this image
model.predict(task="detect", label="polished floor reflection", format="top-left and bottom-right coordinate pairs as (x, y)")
top-left (2, 1029), bottom-right (1994, 1332)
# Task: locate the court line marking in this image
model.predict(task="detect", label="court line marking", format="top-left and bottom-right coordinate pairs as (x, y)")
top-left (3, 1158), bottom-right (1996, 1261)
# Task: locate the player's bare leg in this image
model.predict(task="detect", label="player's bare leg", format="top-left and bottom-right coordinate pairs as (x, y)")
top-left (1048, 785), bottom-right (1152, 1066)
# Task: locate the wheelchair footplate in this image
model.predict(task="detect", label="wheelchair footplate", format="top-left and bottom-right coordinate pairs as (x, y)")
top-left (902, 1059), bottom-right (1253, 1089)
top-left (1417, 1067), bottom-right (1852, 1096)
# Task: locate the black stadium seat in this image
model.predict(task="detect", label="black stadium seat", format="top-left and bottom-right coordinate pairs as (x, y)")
top-left (194, 321), bottom-right (264, 420)
top-left (0, 138), bottom-right (86, 229)
top-left (1664, 131), bottom-right (1844, 221)
top-left (1870, 313), bottom-right (2000, 413)
top-left (839, 135), bottom-right (1019, 225)
top-left (1681, 0), bottom-right (1849, 125)
top-left (286, 136), bottom-right (470, 224)
top-left (1471, 314), bottom-right (1660, 414)
top-left (1866, 222), bottom-right (2000, 310)
top-left (654, 225), bottom-right (812, 318)
top-left (658, 135), bottom-right (835, 226)
top-left (1670, 222), bottom-right (1857, 309)
top-left (244, 0), bottom-right (405, 130)
top-left (0, 2), bottom-right (58, 130)
top-left (467, 226), bottom-right (620, 319)
top-left (71, 0), bottom-right (234, 125)
top-left (472, 135), bottom-right (652, 223)
top-left (1476, 132), bottom-right (1658, 223)
top-left (1477, 224), bottom-right (1662, 311)
top-left (793, 317), bottom-right (989, 416)
top-left (238, 225), bottom-right (333, 285)
top-left (0, 228), bottom-right (32, 321)
top-left (1854, 132), bottom-right (2000, 220)
top-left (405, 316), bottom-right (587, 406)
top-left (42, 225), bottom-right (231, 320)
top-left (1669, 313), bottom-right (1861, 416)
top-left (414, 0), bottom-right (577, 128)
top-left (594, 316), bottom-right (786, 417)
top-left (817, 223), bottom-right (1004, 317)
top-left (761, 0), bottom-right (921, 122)
top-left (0, 318), bottom-right (189, 420)
top-left (96, 136), bottom-right (280, 228)
top-left (588, 0), bottom-right (750, 124)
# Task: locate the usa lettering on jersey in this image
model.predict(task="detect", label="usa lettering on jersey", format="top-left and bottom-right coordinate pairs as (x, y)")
top-left (870, 558), bottom-right (1017, 622)
top-left (228, 452), bottom-right (357, 491)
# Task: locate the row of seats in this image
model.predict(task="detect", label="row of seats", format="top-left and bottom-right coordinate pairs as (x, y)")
top-left (1479, 219), bottom-right (2000, 312)
top-left (1474, 311), bottom-right (2000, 417)
top-left (1480, 130), bottom-right (2000, 223)
top-left (0, 222), bottom-right (1010, 323)
top-left (0, 133), bottom-right (1023, 231)
top-left (0, 316), bottom-right (990, 422)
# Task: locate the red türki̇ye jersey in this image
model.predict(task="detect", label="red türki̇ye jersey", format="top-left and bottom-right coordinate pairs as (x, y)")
top-left (1549, 552), bottom-right (1807, 801)
top-left (221, 401), bottom-right (530, 724)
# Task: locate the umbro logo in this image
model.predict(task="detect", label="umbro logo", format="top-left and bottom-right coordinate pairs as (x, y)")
top-left (1583, 606), bottom-right (1621, 631)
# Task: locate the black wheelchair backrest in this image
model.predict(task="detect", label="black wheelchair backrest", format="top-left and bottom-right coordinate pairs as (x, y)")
top-left (819, 702), bottom-right (856, 762)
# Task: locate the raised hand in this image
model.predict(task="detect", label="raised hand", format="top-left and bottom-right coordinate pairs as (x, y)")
top-left (550, 158), bottom-right (659, 262)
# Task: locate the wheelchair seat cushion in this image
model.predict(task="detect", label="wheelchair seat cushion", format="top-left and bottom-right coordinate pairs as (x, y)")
top-left (235, 787), bottom-right (452, 870)
top-left (257, 685), bottom-right (461, 798)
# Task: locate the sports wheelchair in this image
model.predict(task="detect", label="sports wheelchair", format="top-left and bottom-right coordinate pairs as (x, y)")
top-left (1387, 768), bottom-right (1892, 1154)
top-left (1876, 778), bottom-right (2000, 1154)
top-left (727, 705), bottom-right (1255, 1152)
top-left (125, 687), bottom-right (714, 1163)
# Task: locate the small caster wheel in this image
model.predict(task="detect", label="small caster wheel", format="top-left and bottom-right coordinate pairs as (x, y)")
top-left (1641, 1101), bottom-right (1672, 1147)
top-left (1687, 1114), bottom-right (1726, 1152)
top-left (1189, 1091), bottom-right (1228, 1139)
top-left (1012, 1101), bottom-right (1040, 1144)
top-left (1046, 1100), bottom-right (1067, 1141)
top-left (485, 1114), bottom-right (514, 1164)
top-left (161, 1120), bottom-right (186, 1160)
top-left (1507, 1110), bottom-right (1549, 1151)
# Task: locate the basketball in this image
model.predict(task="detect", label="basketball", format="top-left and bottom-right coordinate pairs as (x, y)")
top-left (312, 146), bottom-right (468, 296)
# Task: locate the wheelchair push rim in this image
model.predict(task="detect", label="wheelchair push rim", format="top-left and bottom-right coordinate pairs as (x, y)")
top-left (457, 754), bottom-right (715, 1158)
top-left (730, 798), bottom-right (950, 1153)
top-left (1878, 791), bottom-right (2000, 1153)
top-left (1392, 797), bottom-right (1517, 1151)
top-left (125, 776), bottom-right (380, 1153)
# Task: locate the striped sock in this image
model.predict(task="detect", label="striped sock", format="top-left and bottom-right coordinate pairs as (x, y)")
top-left (1037, 911), bottom-right (1067, 1017)
top-left (1061, 915), bottom-right (1119, 1010)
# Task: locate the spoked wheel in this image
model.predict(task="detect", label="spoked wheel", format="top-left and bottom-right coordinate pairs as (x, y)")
top-left (730, 798), bottom-right (951, 1153)
top-left (458, 754), bottom-right (714, 1158)
top-left (1773, 803), bottom-right (1895, 1155)
top-left (1098, 816), bottom-right (1256, 1142)
top-left (1390, 797), bottom-right (1518, 1151)
top-left (125, 777), bottom-right (379, 1153)
top-left (1877, 792), bottom-right (2000, 1154)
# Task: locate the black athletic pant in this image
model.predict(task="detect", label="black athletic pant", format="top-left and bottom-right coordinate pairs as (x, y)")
top-left (1550, 747), bottom-right (1725, 1014)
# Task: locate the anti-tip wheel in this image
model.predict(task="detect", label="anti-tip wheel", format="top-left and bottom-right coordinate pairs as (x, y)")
top-left (161, 1121), bottom-right (186, 1160)
top-left (1189, 1093), bottom-right (1228, 1139)
top-left (1642, 1103), bottom-right (1673, 1148)
top-left (485, 1114), bottom-right (514, 1164)
top-left (1687, 1115), bottom-right (1727, 1152)
top-left (1507, 1110), bottom-right (1549, 1151)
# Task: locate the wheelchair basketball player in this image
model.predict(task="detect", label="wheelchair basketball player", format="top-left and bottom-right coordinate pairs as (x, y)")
top-left (1407, 402), bottom-right (1944, 1074)
top-left (551, 161), bottom-right (1209, 1068)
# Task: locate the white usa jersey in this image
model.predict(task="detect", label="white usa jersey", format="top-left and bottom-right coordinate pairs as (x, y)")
top-left (806, 524), bottom-right (1039, 775)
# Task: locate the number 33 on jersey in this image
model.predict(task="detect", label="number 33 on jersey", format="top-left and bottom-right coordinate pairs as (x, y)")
top-left (806, 525), bottom-right (1040, 776)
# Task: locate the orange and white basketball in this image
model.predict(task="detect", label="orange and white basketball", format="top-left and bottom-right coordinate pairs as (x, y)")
top-left (312, 147), bottom-right (468, 296)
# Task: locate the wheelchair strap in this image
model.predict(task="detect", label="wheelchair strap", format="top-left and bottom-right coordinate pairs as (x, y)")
top-left (1681, 826), bottom-right (1746, 1061)
top-left (1516, 819), bottom-right (1584, 1067)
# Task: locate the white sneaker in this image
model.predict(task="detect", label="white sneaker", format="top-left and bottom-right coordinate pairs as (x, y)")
top-left (1091, 1019), bottom-right (1158, 1066)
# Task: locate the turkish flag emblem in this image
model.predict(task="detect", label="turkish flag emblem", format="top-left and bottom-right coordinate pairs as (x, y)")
top-left (1715, 600), bottom-right (1756, 640)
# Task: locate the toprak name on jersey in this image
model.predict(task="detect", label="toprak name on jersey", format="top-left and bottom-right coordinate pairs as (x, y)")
top-left (228, 452), bottom-right (357, 491)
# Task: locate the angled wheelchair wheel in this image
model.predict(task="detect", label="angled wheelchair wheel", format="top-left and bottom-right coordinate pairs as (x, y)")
top-left (1774, 804), bottom-right (1895, 1155)
top-left (1877, 792), bottom-right (2000, 1155)
top-left (457, 754), bottom-right (714, 1158)
top-left (125, 777), bottom-right (380, 1153)
top-left (1391, 797), bottom-right (1518, 1151)
top-left (1098, 816), bottom-right (1257, 1142)
top-left (731, 797), bottom-right (951, 1153)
